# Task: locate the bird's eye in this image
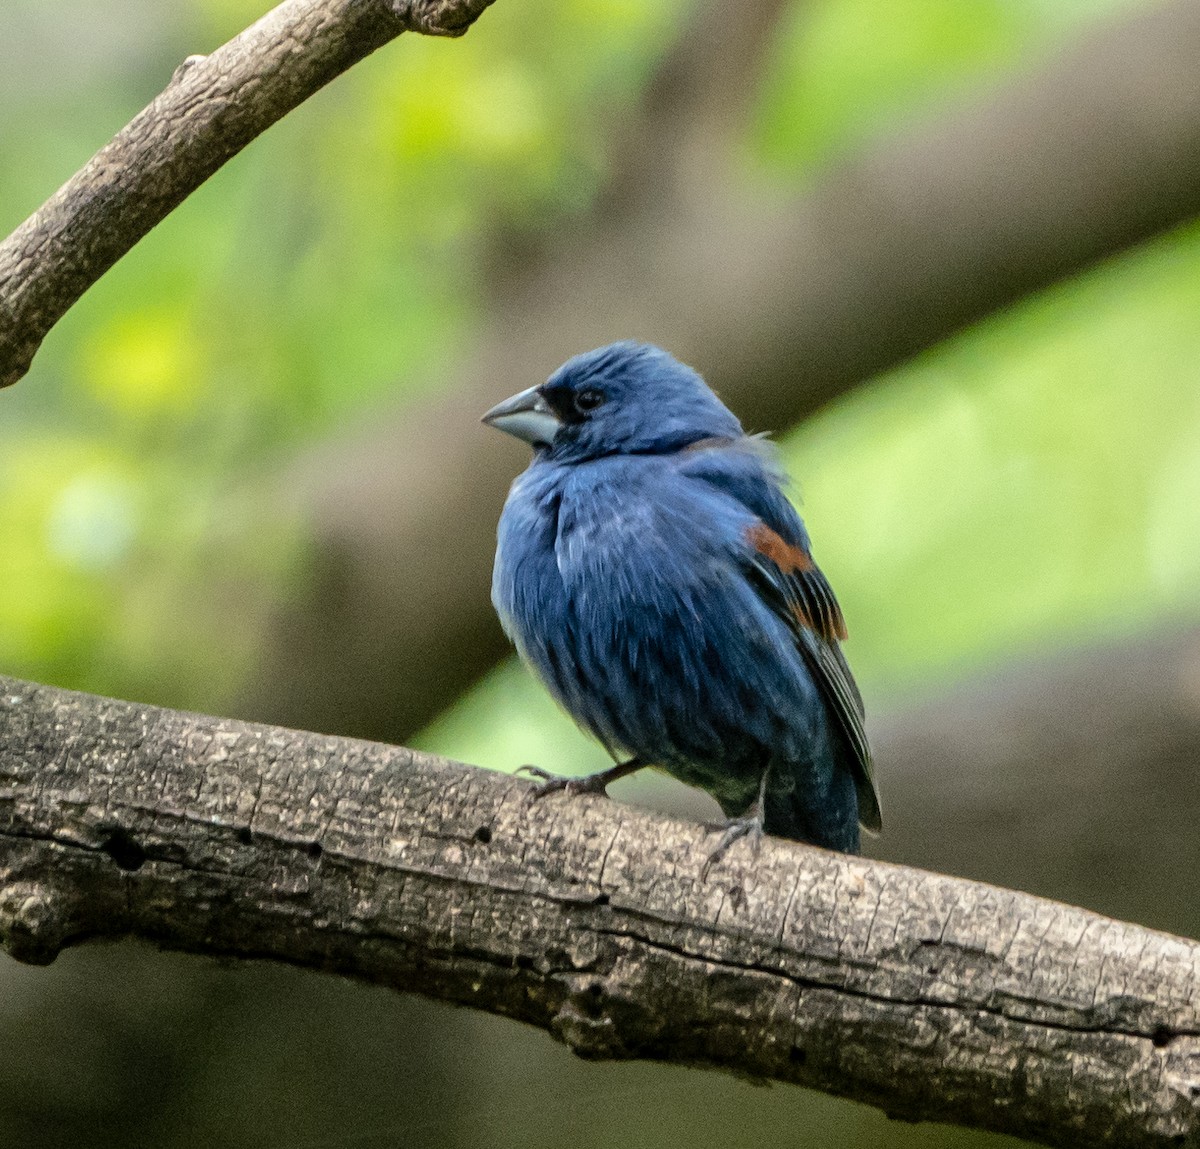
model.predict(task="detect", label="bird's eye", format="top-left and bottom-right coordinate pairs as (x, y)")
top-left (574, 388), bottom-right (606, 414)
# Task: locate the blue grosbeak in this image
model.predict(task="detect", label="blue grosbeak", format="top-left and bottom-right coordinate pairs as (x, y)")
top-left (484, 342), bottom-right (880, 856)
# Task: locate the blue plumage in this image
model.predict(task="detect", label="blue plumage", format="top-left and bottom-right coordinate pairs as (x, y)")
top-left (484, 342), bottom-right (879, 855)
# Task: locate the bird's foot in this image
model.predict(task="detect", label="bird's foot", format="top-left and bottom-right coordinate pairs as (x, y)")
top-left (517, 765), bottom-right (611, 802)
top-left (517, 757), bottom-right (645, 805)
top-left (701, 812), bottom-right (765, 880)
top-left (701, 766), bottom-right (771, 880)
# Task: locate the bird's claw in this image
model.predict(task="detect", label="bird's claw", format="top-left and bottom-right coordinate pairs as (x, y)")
top-left (516, 765), bottom-right (612, 804)
top-left (701, 813), bottom-right (764, 881)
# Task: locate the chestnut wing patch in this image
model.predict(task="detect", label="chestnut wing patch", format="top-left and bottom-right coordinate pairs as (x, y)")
top-left (746, 523), bottom-right (847, 642)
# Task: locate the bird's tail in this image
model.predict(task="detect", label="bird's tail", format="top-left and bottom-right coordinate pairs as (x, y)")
top-left (762, 756), bottom-right (862, 854)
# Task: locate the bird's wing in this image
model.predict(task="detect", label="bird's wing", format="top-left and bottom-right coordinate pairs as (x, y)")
top-left (681, 443), bottom-right (882, 832)
top-left (742, 520), bottom-right (880, 831)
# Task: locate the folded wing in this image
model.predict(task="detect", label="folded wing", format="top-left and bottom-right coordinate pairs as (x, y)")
top-left (742, 521), bottom-right (881, 831)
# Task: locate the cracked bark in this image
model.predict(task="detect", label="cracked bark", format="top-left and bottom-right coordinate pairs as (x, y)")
top-left (1, 676), bottom-right (1197, 1149)
top-left (0, 0), bottom-right (497, 389)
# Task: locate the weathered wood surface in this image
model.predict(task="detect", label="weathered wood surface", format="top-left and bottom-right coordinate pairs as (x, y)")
top-left (0, 0), bottom-right (496, 388)
top-left (0, 676), bottom-right (1196, 1148)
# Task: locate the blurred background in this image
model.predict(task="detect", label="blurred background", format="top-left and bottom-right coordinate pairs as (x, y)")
top-left (2, 0), bottom-right (1199, 1144)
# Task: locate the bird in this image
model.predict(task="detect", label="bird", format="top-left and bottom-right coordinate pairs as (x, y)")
top-left (483, 341), bottom-right (880, 859)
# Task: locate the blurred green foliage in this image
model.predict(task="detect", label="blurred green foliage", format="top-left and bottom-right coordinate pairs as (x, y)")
top-left (1, 0), bottom-right (686, 703)
top-left (0, 0), bottom-right (1185, 713)
top-left (752, 0), bottom-right (1139, 171)
top-left (798, 223), bottom-right (1200, 694)
top-left (3, 0), bottom-right (1190, 726)
top-left (426, 217), bottom-right (1200, 776)
top-left (3, 0), bottom-right (1198, 749)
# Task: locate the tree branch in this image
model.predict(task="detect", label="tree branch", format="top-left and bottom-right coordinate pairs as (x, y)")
top-left (1, 675), bottom-right (1196, 1149)
top-left (0, 0), bottom-right (496, 389)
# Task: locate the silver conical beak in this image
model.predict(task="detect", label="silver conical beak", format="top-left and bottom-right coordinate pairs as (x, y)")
top-left (481, 385), bottom-right (562, 448)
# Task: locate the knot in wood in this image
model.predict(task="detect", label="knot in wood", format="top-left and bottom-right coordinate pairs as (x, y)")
top-left (170, 54), bottom-right (208, 85)
top-left (551, 994), bottom-right (621, 1058)
top-left (0, 882), bottom-right (66, 966)
top-left (391, 0), bottom-right (497, 37)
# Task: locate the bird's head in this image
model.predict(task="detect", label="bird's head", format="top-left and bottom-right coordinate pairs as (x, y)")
top-left (482, 342), bottom-right (743, 463)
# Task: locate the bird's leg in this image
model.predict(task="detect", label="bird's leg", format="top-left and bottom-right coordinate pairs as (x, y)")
top-left (702, 765), bottom-right (771, 880)
top-left (518, 756), bottom-right (646, 803)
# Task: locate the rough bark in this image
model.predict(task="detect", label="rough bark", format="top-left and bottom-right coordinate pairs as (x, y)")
top-left (1, 676), bottom-right (1197, 1149)
top-left (0, 0), bottom-right (496, 389)
top-left (240, 0), bottom-right (1200, 743)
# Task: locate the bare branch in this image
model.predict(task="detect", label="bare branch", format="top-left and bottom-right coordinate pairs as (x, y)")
top-left (0, 0), bottom-right (496, 389)
top-left (1, 675), bottom-right (1197, 1149)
